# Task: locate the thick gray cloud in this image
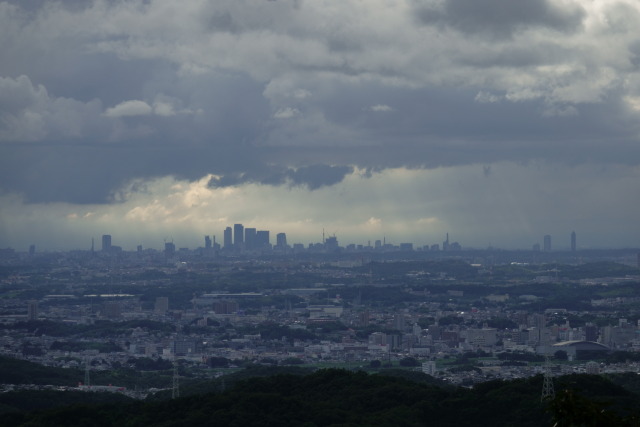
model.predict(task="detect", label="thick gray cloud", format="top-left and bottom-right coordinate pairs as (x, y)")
top-left (208, 164), bottom-right (354, 190)
top-left (415, 0), bottom-right (585, 38)
top-left (284, 165), bottom-right (354, 190)
top-left (417, 0), bottom-right (585, 37)
top-left (1, 0), bottom-right (640, 248)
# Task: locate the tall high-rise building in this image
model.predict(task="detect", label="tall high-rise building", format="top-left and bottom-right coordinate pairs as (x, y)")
top-left (325, 236), bottom-right (338, 251)
top-left (205, 235), bottom-right (212, 249)
top-left (256, 230), bottom-right (270, 249)
top-left (571, 231), bottom-right (576, 252)
top-left (214, 300), bottom-right (239, 315)
top-left (101, 235), bottom-right (112, 252)
top-left (393, 313), bottom-right (405, 331)
top-left (27, 300), bottom-right (38, 321)
top-left (102, 301), bottom-right (121, 319)
top-left (422, 361), bottom-right (437, 376)
top-left (442, 233), bottom-right (450, 251)
top-left (234, 224), bottom-right (244, 249)
top-left (164, 241), bottom-right (176, 256)
top-left (584, 323), bottom-right (598, 342)
top-left (244, 228), bottom-right (256, 250)
top-left (223, 227), bottom-right (232, 249)
top-left (155, 297), bottom-right (169, 314)
top-left (543, 235), bottom-right (551, 252)
top-left (276, 232), bottom-right (287, 249)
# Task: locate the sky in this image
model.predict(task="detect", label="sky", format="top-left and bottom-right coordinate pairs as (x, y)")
top-left (1, 0), bottom-right (640, 251)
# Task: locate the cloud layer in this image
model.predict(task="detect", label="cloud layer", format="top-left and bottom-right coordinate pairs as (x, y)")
top-left (2, 163), bottom-right (639, 251)
top-left (1, 0), bottom-right (640, 248)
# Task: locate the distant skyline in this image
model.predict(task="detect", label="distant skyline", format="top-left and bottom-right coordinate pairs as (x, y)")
top-left (6, 225), bottom-right (629, 253)
top-left (1, 1), bottom-right (640, 250)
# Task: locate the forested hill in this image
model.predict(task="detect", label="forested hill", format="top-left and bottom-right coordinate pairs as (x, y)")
top-left (5, 369), bottom-right (640, 427)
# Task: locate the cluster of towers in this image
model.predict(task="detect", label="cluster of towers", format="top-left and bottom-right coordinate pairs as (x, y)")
top-left (99, 230), bottom-right (581, 254)
top-left (534, 231), bottom-right (577, 252)
top-left (219, 224), bottom-right (287, 252)
top-left (99, 227), bottom-right (288, 255)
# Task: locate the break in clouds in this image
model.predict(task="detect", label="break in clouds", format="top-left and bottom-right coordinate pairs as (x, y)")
top-left (1, 0), bottom-right (640, 249)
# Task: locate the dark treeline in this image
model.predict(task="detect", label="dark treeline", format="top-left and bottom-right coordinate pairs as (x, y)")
top-left (4, 369), bottom-right (640, 426)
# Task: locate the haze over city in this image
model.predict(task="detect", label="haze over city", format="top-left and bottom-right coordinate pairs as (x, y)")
top-left (1, 0), bottom-right (640, 250)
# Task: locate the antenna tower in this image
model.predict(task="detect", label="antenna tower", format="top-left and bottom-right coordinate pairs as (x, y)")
top-left (84, 357), bottom-right (91, 387)
top-left (541, 354), bottom-right (555, 402)
top-left (172, 357), bottom-right (180, 399)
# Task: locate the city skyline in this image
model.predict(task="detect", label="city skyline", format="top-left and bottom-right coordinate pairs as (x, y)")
top-left (17, 228), bottom-right (597, 253)
top-left (1, 1), bottom-right (640, 251)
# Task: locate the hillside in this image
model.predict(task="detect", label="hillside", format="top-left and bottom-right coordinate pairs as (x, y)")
top-left (5, 369), bottom-right (640, 426)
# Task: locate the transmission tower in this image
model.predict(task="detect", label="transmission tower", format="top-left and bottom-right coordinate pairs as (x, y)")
top-left (172, 357), bottom-right (180, 399)
top-left (84, 357), bottom-right (91, 388)
top-left (541, 354), bottom-right (555, 402)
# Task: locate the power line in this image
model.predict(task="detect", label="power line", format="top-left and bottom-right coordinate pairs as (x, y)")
top-left (84, 357), bottom-right (91, 388)
top-left (541, 354), bottom-right (555, 402)
top-left (172, 357), bottom-right (180, 399)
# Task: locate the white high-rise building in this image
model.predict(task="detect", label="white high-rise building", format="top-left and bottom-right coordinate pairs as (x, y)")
top-left (422, 361), bottom-right (437, 375)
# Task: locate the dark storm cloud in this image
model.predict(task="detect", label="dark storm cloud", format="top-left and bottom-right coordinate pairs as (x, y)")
top-left (2, 0), bottom-right (90, 13)
top-left (415, 0), bottom-right (585, 38)
top-left (301, 80), bottom-right (640, 151)
top-left (2, 0), bottom-right (640, 251)
top-left (458, 42), bottom-right (569, 68)
top-left (0, 141), bottom-right (270, 204)
top-left (205, 11), bottom-right (241, 34)
top-left (0, 65), bottom-right (273, 203)
top-left (1, 0), bottom-right (639, 208)
top-left (208, 164), bottom-right (355, 191)
top-left (3, 76), bottom-right (638, 205)
top-left (285, 164), bottom-right (354, 189)
top-left (629, 41), bottom-right (640, 67)
top-left (262, 81), bottom-right (640, 170)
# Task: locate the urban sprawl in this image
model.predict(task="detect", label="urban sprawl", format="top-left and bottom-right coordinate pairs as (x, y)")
top-left (1, 229), bottom-right (640, 399)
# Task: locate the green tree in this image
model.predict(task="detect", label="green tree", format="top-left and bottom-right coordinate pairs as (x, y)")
top-left (554, 350), bottom-right (568, 361)
top-left (399, 357), bottom-right (420, 367)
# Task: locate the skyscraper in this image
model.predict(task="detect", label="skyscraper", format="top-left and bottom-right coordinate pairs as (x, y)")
top-left (244, 228), bottom-right (256, 250)
top-left (155, 297), bottom-right (169, 314)
top-left (256, 230), bottom-right (270, 249)
top-left (102, 301), bottom-right (121, 319)
top-left (223, 227), bottom-right (232, 249)
top-left (205, 235), bottom-right (212, 249)
top-left (571, 231), bottom-right (576, 252)
top-left (164, 241), bottom-right (175, 256)
top-left (276, 232), bottom-right (287, 249)
top-left (543, 235), bottom-right (551, 252)
top-left (234, 224), bottom-right (244, 249)
top-left (443, 233), bottom-right (450, 251)
top-left (325, 236), bottom-right (338, 251)
top-left (27, 300), bottom-right (38, 321)
top-left (101, 235), bottom-right (112, 252)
